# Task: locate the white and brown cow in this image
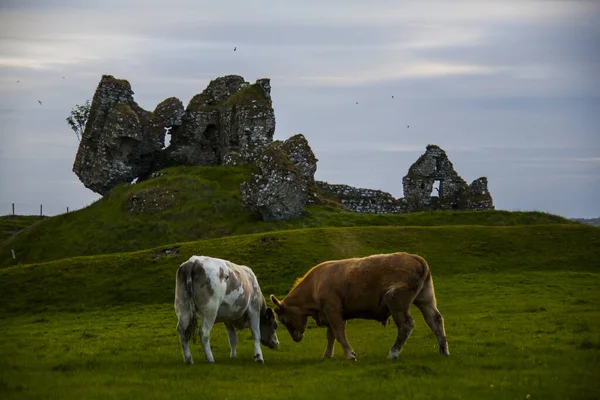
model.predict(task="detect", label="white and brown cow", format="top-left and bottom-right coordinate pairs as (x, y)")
top-left (174, 255), bottom-right (279, 364)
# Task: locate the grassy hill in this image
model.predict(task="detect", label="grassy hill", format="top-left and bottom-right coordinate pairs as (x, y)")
top-left (0, 215), bottom-right (46, 242)
top-left (1, 223), bottom-right (599, 399)
top-left (1, 223), bottom-right (598, 315)
top-left (0, 165), bottom-right (576, 267)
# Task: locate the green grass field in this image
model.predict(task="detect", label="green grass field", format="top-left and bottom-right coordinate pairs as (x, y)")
top-left (1, 271), bottom-right (598, 400)
top-left (1, 223), bottom-right (599, 399)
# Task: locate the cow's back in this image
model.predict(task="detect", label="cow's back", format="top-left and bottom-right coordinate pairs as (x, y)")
top-left (219, 260), bottom-right (256, 318)
top-left (312, 252), bottom-right (428, 313)
top-left (182, 256), bottom-right (219, 308)
top-left (192, 256), bottom-right (258, 323)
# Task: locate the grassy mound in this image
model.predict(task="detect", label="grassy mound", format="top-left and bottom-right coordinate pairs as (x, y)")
top-left (0, 166), bottom-right (576, 267)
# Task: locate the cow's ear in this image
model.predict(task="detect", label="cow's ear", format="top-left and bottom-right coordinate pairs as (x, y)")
top-left (270, 295), bottom-right (283, 307)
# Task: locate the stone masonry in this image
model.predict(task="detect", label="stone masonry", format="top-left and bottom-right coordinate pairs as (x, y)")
top-left (73, 74), bottom-right (275, 195)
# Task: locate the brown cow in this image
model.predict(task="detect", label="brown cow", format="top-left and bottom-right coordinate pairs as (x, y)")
top-left (270, 252), bottom-right (449, 361)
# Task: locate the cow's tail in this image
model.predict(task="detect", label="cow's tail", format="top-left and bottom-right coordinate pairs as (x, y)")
top-left (413, 254), bottom-right (432, 292)
top-left (178, 260), bottom-right (198, 343)
top-left (387, 253), bottom-right (431, 298)
top-left (411, 254), bottom-right (438, 306)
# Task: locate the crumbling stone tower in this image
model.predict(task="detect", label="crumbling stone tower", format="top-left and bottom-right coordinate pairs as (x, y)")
top-left (402, 144), bottom-right (493, 212)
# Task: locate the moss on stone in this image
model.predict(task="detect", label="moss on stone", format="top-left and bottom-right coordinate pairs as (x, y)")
top-left (112, 103), bottom-right (139, 121)
top-left (155, 97), bottom-right (182, 110)
top-left (312, 184), bottom-right (342, 202)
top-left (102, 75), bottom-right (132, 91)
top-left (185, 78), bottom-right (272, 116)
top-left (225, 83), bottom-right (271, 108)
top-left (186, 93), bottom-right (213, 111)
top-left (135, 108), bottom-right (156, 126)
top-left (259, 145), bottom-right (300, 176)
top-left (281, 134), bottom-right (317, 164)
top-left (309, 190), bottom-right (348, 210)
top-left (467, 193), bottom-right (493, 202)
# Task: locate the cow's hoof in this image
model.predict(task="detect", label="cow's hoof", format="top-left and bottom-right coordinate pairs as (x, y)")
top-left (254, 354), bottom-right (264, 363)
top-left (347, 352), bottom-right (357, 361)
top-left (440, 346), bottom-right (450, 356)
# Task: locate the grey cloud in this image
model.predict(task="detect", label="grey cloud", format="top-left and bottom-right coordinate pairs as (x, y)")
top-left (413, 22), bottom-right (600, 67)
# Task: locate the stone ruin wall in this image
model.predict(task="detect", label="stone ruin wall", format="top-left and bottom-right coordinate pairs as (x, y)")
top-left (315, 145), bottom-right (494, 214)
top-left (313, 182), bottom-right (408, 214)
top-left (73, 74), bottom-right (494, 220)
top-left (73, 75), bottom-right (275, 195)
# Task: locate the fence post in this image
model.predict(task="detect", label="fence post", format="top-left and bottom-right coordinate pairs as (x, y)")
top-left (40, 204), bottom-right (42, 216)
top-left (67, 207), bottom-right (69, 213)
top-left (12, 203), bottom-right (14, 215)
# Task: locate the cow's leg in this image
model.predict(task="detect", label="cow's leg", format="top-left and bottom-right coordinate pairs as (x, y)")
top-left (175, 305), bottom-right (195, 364)
top-left (225, 323), bottom-right (238, 359)
top-left (248, 310), bottom-right (265, 363)
top-left (387, 289), bottom-right (417, 360)
top-left (414, 276), bottom-right (450, 356)
top-left (323, 326), bottom-right (335, 358)
top-left (388, 310), bottom-right (415, 360)
top-left (199, 308), bottom-right (218, 363)
top-left (323, 307), bottom-right (355, 361)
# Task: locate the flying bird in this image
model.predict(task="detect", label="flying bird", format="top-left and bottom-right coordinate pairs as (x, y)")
top-left (392, 95), bottom-right (394, 98)
top-left (356, 102), bottom-right (358, 104)
top-left (234, 47), bottom-right (236, 51)
top-left (16, 80), bottom-right (19, 83)
top-left (407, 125), bottom-right (410, 128)
top-left (38, 100), bottom-right (42, 105)
top-left (62, 76), bottom-right (65, 79)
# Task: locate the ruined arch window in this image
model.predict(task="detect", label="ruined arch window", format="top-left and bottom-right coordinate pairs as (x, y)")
top-left (162, 127), bottom-right (173, 149)
top-left (431, 180), bottom-right (440, 197)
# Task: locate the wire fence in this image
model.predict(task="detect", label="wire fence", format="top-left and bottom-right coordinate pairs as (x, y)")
top-left (0, 201), bottom-right (82, 217)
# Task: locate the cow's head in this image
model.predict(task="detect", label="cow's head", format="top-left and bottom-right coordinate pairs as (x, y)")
top-left (260, 307), bottom-right (280, 349)
top-left (270, 295), bottom-right (307, 342)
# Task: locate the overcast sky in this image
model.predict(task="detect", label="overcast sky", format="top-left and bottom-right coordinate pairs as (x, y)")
top-left (0, 0), bottom-right (598, 218)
